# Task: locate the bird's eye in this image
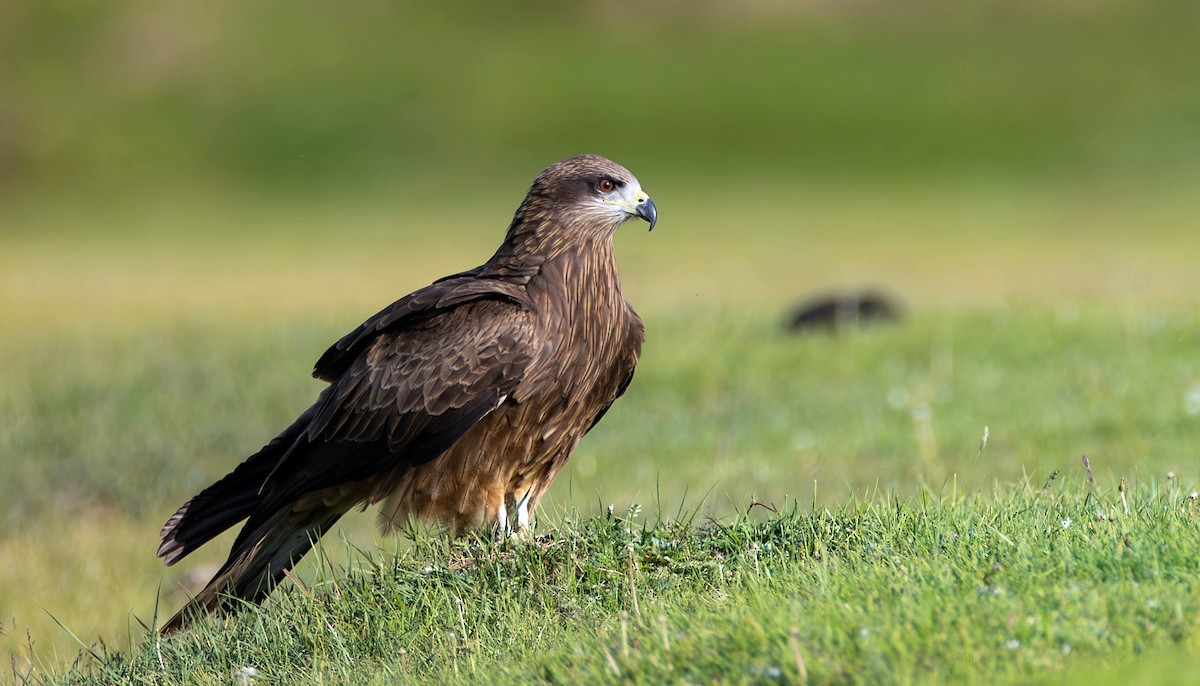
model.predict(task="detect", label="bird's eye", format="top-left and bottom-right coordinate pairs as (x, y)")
top-left (596, 178), bottom-right (615, 193)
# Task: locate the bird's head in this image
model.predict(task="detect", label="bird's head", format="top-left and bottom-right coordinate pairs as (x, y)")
top-left (528, 155), bottom-right (657, 233)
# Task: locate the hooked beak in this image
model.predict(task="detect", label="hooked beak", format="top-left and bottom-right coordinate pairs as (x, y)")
top-left (635, 194), bottom-right (657, 231)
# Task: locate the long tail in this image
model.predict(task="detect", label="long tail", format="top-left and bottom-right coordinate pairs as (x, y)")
top-left (158, 406), bottom-right (317, 566)
top-left (157, 404), bottom-right (335, 635)
top-left (159, 505), bottom-right (345, 635)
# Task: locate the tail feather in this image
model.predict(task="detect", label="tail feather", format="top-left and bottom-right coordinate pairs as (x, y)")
top-left (158, 406), bottom-right (317, 566)
top-left (160, 507), bottom-right (345, 635)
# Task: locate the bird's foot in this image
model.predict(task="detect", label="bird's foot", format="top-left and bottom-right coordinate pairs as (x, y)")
top-left (492, 498), bottom-right (511, 543)
top-left (493, 490), bottom-right (536, 544)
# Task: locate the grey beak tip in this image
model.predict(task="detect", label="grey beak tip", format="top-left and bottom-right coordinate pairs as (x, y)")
top-left (636, 197), bottom-right (657, 232)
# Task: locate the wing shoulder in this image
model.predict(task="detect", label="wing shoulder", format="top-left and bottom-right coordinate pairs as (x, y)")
top-left (313, 273), bottom-right (528, 382)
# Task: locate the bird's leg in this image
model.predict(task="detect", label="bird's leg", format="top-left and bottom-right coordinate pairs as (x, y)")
top-left (514, 489), bottom-right (534, 539)
top-left (494, 496), bottom-right (510, 542)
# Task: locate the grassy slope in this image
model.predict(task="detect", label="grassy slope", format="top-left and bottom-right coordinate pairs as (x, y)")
top-left (5, 183), bottom-right (1200, 682)
top-left (7, 298), bottom-right (1200, 683)
top-left (45, 485), bottom-right (1200, 685)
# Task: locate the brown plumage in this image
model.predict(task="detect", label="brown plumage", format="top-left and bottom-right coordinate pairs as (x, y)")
top-left (157, 155), bottom-right (656, 634)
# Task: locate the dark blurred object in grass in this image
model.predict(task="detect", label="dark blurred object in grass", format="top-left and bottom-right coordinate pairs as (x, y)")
top-left (788, 289), bottom-right (902, 333)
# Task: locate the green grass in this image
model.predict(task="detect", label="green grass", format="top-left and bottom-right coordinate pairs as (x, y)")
top-left (33, 484), bottom-right (1200, 685)
top-left (6, 300), bottom-right (1200, 683)
top-left (5, 176), bottom-right (1200, 682)
top-left (6, 297), bottom-right (1200, 532)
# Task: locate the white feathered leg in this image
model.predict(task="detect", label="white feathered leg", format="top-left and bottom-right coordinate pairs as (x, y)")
top-left (495, 497), bottom-right (509, 541)
top-left (515, 489), bottom-right (533, 537)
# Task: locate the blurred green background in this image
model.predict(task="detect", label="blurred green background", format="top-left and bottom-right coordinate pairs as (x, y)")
top-left (4, 0), bottom-right (1200, 673)
top-left (5, 0), bottom-right (1200, 206)
top-left (6, 0), bottom-right (1200, 319)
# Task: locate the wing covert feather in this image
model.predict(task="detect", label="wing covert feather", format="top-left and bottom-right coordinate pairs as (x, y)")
top-left (313, 273), bottom-right (528, 382)
top-left (269, 298), bottom-right (535, 495)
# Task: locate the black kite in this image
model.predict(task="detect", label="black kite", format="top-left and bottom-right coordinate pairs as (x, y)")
top-left (157, 155), bottom-right (656, 633)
